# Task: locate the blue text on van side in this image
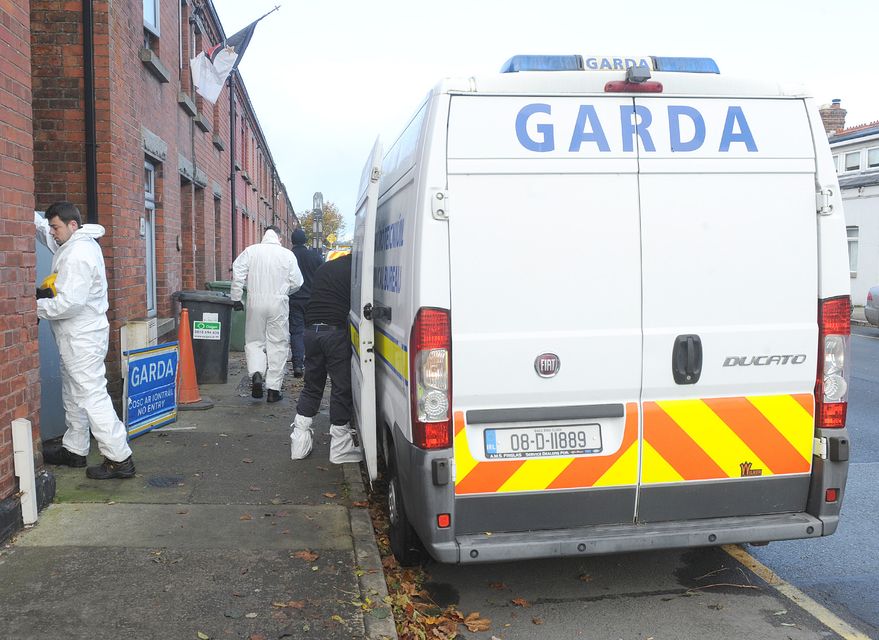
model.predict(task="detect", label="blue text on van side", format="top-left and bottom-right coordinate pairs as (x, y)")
top-left (515, 104), bottom-right (757, 153)
top-left (375, 218), bottom-right (405, 252)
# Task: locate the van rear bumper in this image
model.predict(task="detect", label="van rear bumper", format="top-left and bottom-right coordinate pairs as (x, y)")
top-left (428, 512), bottom-right (827, 564)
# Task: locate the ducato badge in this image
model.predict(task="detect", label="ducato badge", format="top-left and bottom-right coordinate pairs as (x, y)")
top-left (535, 353), bottom-right (560, 378)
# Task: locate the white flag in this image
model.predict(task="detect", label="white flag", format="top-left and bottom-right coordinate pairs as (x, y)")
top-left (189, 45), bottom-right (237, 103)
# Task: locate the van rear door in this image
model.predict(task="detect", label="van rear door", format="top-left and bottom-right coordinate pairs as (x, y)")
top-left (635, 97), bottom-right (818, 522)
top-left (351, 140), bottom-right (382, 482)
top-left (446, 95), bottom-right (643, 534)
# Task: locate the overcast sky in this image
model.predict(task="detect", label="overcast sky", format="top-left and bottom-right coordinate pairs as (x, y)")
top-left (211, 0), bottom-right (879, 238)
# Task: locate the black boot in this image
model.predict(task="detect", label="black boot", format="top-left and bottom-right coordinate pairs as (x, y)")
top-left (86, 456), bottom-right (136, 480)
top-left (251, 372), bottom-right (264, 398)
top-left (43, 445), bottom-right (87, 468)
top-left (266, 389), bottom-right (283, 403)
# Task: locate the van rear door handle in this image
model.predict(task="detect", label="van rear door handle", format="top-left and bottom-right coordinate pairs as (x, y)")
top-left (672, 334), bottom-right (702, 385)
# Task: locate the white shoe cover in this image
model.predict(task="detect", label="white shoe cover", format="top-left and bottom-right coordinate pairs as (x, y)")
top-left (329, 423), bottom-right (363, 464)
top-left (290, 414), bottom-right (314, 460)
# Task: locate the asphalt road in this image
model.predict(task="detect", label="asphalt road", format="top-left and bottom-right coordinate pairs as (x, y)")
top-left (749, 325), bottom-right (879, 637)
top-left (421, 330), bottom-right (879, 639)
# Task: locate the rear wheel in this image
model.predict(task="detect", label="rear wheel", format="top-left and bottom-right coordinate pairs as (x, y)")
top-left (387, 446), bottom-right (424, 566)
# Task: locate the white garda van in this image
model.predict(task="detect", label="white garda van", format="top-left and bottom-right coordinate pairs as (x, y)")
top-left (349, 54), bottom-right (852, 565)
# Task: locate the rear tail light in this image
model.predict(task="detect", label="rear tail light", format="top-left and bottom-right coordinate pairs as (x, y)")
top-left (825, 488), bottom-right (839, 503)
top-left (868, 291), bottom-right (873, 303)
top-left (815, 296), bottom-right (851, 428)
top-left (410, 308), bottom-right (452, 449)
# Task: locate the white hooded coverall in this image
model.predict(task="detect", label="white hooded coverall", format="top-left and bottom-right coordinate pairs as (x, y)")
top-left (231, 229), bottom-right (303, 392)
top-left (35, 214), bottom-right (133, 462)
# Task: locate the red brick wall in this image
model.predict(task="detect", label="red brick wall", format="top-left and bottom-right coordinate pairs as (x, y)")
top-left (30, 0), bottom-right (291, 405)
top-left (0, 2), bottom-right (40, 500)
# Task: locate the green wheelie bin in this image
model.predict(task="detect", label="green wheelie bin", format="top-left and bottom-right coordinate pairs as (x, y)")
top-left (205, 281), bottom-right (245, 352)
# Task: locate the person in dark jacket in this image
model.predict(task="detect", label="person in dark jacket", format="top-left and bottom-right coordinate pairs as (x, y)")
top-left (289, 253), bottom-right (361, 463)
top-left (289, 228), bottom-right (323, 377)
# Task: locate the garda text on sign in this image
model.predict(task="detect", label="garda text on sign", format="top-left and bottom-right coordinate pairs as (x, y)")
top-left (193, 320), bottom-right (221, 340)
top-left (124, 341), bottom-right (179, 438)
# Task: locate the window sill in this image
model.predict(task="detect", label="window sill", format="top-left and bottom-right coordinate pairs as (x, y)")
top-left (212, 134), bottom-right (225, 151)
top-left (178, 92), bottom-right (197, 117)
top-left (195, 113), bottom-right (212, 133)
top-left (139, 48), bottom-right (171, 83)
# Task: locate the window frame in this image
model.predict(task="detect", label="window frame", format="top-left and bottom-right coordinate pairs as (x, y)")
top-left (847, 226), bottom-right (859, 278)
top-left (144, 0), bottom-right (160, 37)
top-left (867, 147), bottom-right (879, 170)
top-left (844, 150), bottom-right (861, 172)
top-left (144, 160), bottom-right (158, 316)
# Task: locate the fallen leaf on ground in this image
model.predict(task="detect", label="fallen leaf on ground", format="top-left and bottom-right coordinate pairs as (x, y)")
top-left (176, 509), bottom-right (189, 515)
top-left (532, 616), bottom-right (544, 624)
top-left (239, 513), bottom-right (253, 521)
top-left (244, 612), bottom-right (257, 619)
top-left (248, 485), bottom-right (261, 491)
top-left (323, 492), bottom-right (337, 498)
top-left (248, 634), bottom-right (267, 640)
top-left (197, 632), bottom-right (210, 640)
top-left (511, 597), bottom-right (530, 608)
top-left (272, 600), bottom-right (306, 609)
top-left (242, 458), bottom-right (254, 464)
top-left (464, 612), bottom-right (491, 632)
top-left (275, 510), bottom-right (289, 517)
top-left (352, 500), bottom-right (368, 508)
top-left (488, 582), bottom-right (508, 590)
top-left (331, 614), bottom-right (345, 624)
top-left (292, 550), bottom-right (319, 562)
top-left (316, 466), bottom-right (328, 471)
top-left (578, 574), bottom-right (593, 582)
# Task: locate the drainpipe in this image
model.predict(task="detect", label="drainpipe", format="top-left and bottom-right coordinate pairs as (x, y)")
top-left (82, 0), bottom-right (98, 224)
top-left (229, 73), bottom-right (237, 261)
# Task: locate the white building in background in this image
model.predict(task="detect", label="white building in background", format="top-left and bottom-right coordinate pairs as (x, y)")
top-left (820, 100), bottom-right (879, 308)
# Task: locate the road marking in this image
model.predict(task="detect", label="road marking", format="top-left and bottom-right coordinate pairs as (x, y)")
top-left (723, 544), bottom-right (872, 640)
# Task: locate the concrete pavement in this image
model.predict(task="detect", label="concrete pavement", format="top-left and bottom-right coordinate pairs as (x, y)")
top-left (0, 354), bottom-right (396, 640)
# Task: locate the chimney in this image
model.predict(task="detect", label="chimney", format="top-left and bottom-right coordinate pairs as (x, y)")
top-left (819, 99), bottom-right (847, 135)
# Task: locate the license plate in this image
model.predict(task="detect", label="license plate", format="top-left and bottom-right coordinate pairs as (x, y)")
top-left (484, 424), bottom-right (602, 459)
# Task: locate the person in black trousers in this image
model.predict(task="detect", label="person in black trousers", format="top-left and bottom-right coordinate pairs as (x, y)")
top-left (289, 253), bottom-right (362, 463)
top-left (289, 228), bottom-right (323, 378)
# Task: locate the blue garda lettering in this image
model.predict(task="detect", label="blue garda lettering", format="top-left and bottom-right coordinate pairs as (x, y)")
top-left (568, 105), bottom-right (610, 152)
top-left (516, 103), bottom-right (554, 152)
top-left (668, 105), bottom-right (706, 152)
top-left (719, 106), bottom-right (757, 151)
top-left (515, 103), bottom-right (757, 154)
top-left (621, 105), bottom-right (655, 152)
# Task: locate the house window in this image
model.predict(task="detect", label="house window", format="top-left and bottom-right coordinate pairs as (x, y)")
top-left (832, 155), bottom-right (839, 173)
top-left (144, 160), bottom-right (158, 315)
top-left (144, 0), bottom-right (160, 36)
top-left (844, 151), bottom-right (860, 172)
top-left (868, 147), bottom-right (879, 169)
top-left (847, 226), bottom-right (859, 277)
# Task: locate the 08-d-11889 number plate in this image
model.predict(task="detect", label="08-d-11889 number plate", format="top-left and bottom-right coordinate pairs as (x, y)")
top-left (483, 424), bottom-right (602, 460)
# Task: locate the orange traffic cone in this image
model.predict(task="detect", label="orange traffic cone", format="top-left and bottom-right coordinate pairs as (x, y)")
top-left (177, 307), bottom-right (214, 410)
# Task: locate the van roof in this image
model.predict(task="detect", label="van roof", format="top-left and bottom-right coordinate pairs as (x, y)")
top-left (430, 56), bottom-right (810, 99)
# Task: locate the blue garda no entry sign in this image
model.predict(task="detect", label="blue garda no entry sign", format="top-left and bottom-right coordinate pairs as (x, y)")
top-left (124, 341), bottom-right (179, 438)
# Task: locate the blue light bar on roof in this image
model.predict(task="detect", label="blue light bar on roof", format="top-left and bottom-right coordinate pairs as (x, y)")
top-left (652, 56), bottom-right (719, 73)
top-left (500, 54), bottom-right (720, 74)
top-left (500, 55), bottom-right (584, 73)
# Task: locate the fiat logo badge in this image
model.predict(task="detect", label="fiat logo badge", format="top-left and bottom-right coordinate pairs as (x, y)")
top-left (535, 353), bottom-right (560, 378)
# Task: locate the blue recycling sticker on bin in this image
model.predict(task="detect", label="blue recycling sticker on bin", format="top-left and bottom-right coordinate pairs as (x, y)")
top-left (124, 341), bottom-right (179, 438)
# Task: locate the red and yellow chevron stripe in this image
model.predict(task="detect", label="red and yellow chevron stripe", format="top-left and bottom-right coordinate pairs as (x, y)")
top-left (452, 394), bottom-right (815, 495)
top-left (642, 394), bottom-right (814, 483)
top-left (454, 403), bottom-right (639, 495)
